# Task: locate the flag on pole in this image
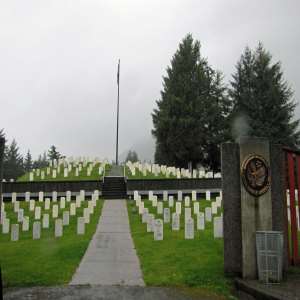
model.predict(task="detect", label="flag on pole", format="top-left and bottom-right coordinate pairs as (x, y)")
top-left (117, 59), bottom-right (120, 85)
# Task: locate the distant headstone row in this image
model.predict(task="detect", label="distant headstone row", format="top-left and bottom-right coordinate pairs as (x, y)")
top-left (25, 157), bottom-right (109, 181)
top-left (126, 161), bottom-right (221, 179)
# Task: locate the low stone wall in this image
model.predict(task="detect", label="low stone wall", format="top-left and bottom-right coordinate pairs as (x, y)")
top-left (2, 180), bottom-right (102, 194)
top-left (126, 178), bottom-right (221, 192)
top-left (2, 178), bottom-right (222, 198)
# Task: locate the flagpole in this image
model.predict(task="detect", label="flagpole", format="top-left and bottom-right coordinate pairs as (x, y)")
top-left (116, 59), bottom-right (120, 166)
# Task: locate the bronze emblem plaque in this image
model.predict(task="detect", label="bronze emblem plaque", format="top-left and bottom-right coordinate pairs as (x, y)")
top-left (241, 154), bottom-right (270, 197)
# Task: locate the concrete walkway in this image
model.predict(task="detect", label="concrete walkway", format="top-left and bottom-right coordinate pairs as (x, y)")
top-left (70, 200), bottom-right (144, 286)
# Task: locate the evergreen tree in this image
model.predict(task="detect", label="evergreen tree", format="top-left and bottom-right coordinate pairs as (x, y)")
top-left (3, 139), bottom-right (24, 180)
top-left (152, 34), bottom-right (230, 170)
top-left (24, 150), bottom-right (33, 172)
top-left (125, 150), bottom-right (139, 162)
top-left (229, 43), bottom-right (300, 147)
top-left (47, 145), bottom-right (61, 161)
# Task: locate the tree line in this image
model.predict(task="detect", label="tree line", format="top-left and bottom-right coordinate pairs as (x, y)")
top-left (152, 34), bottom-right (300, 172)
top-left (0, 130), bottom-right (62, 181)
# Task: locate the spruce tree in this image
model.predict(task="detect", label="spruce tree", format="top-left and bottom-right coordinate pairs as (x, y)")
top-left (229, 43), bottom-right (300, 147)
top-left (3, 139), bottom-right (24, 180)
top-left (24, 150), bottom-right (33, 172)
top-left (47, 145), bottom-right (61, 161)
top-left (125, 150), bottom-right (139, 162)
top-left (152, 34), bottom-right (230, 170)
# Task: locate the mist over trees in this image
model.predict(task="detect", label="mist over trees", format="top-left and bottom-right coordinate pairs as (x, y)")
top-left (125, 150), bottom-right (139, 163)
top-left (152, 35), bottom-right (300, 171)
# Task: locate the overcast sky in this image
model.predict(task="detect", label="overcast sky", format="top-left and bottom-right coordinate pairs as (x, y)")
top-left (1, 0), bottom-right (300, 161)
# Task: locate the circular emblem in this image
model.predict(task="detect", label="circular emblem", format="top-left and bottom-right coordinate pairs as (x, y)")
top-left (241, 154), bottom-right (270, 197)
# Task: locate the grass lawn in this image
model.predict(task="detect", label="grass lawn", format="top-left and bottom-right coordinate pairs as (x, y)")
top-left (125, 166), bottom-right (176, 179)
top-left (17, 164), bottom-right (112, 182)
top-left (0, 199), bottom-right (103, 287)
top-left (127, 198), bottom-right (234, 299)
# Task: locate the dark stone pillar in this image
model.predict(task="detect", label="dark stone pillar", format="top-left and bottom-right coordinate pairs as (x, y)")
top-left (270, 144), bottom-right (289, 271)
top-left (221, 142), bottom-right (242, 276)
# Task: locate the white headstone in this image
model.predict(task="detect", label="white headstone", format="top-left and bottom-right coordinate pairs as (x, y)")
top-left (80, 190), bottom-right (85, 200)
top-left (211, 202), bottom-right (218, 215)
top-left (35, 206), bottom-right (41, 220)
top-left (22, 216), bottom-right (29, 231)
top-left (29, 200), bottom-right (35, 211)
top-left (52, 191), bottom-right (58, 202)
top-left (52, 169), bottom-right (57, 178)
top-left (11, 224), bottom-right (19, 241)
top-left (213, 217), bottom-right (223, 238)
top-left (70, 203), bottom-right (76, 216)
top-left (205, 207), bottom-right (212, 222)
top-left (52, 204), bottom-right (58, 218)
top-left (193, 202), bottom-right (200, 215)
top-left (55, 219), bottom-right (63, 237)
top-left (33, 221), bottom-right (41, 239)
top-left (77, 217), bottom-right (85, 235)
top-left (25, 191), bottom-right (30, 202)
top-left (154, 219), bottom-right (163, 241)
top-left (206, 190), bottom-right (211, 201)
top-left (2, 218), bottom-right (10, 234)
top-left (76, 195), bottom-right (81, 208)
top-left (184, 196), bottom-right (190, 207)
top-left (44, 198), bottom-right (50, 210)
top-left (163, 208), bottom-right (170, 223)
top-left (192, 191), bottom-right (197, 201)
top-left (176, 202), bottom-right (182, 214)
top-left (66, 191), bottom-right (72, 202)
top-left (63, 211), bottom-right (70, 226)
top-left (163, 191), bottom-right (168, 201)
top-left (42, 214), bottom-right (49, 228)
top-left (152, 196), bottom-right (158, 207)
top-left (60, 197), bottom-right (66, 209)
top-left (177, 191), bottom-right (182, 201)
top-left (147, 214), bottom-right (155, 232)
top-left (12, 192), bottom-right (17, 203)
top-left (29, 172), bottom-right (34, 181)
top-left (17, 209), bottom-right (24, 222)
top-left (14, 201), bottom-right (20, 213)
top-left (185, 207), bottom-right (191, 223)
top-left (172, 213), bottom-right (180, 231)
top-left (83, 208), bottom-right (90, 224)
top-left (38, 191), bottom-right (44, 202)
top-left (196, 212), bottom-right (205, 230)
top-left (157, 202), bottom-right (163, 214)
top-left (168, 196), bottom-right (174, 207)
top-left (185, 218), bottom-right (194, 239)
top-left (142, 208), bottom-right (149, 223)
top-left (148, 191), bottom-right (154, 201)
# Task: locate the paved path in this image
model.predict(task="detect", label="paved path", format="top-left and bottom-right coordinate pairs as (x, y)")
top-left (4, 286), bottom-right (200, 300)
top-left (70, 200), bottom-right (144, 286)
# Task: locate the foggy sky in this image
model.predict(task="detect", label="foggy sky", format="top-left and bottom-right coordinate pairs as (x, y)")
top-left (1, 0), bottom-right (300, 162)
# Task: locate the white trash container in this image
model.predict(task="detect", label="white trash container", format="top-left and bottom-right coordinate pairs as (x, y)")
top-left (256, 231), bottom-right (284, 283)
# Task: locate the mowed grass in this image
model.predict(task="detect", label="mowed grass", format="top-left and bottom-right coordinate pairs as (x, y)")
top-left (17, 163), bottom-right (112, 182)
top-left (0, 199), bottom-right (103, 287)
top-left (127, 198), bottom-right (233, 298)
top-left (125, 166), bottom-right (176, 179)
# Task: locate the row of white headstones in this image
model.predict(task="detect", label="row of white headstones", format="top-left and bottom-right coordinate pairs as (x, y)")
top-left (28, 159), bottom-right (108, 181)
top-left (0, 190), bottom-right (100, 241)
top-left (126, 161), bottom-right (221, 179)
top-left (133, 190), bottom-right (223, 240)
